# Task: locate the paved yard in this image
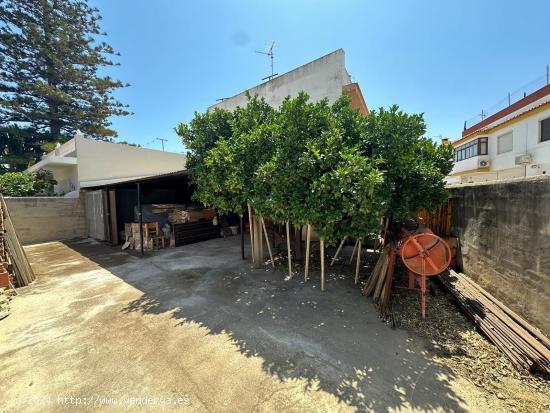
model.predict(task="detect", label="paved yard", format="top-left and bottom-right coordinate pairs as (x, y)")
top-left (0, 237), bottom-right (499, 412)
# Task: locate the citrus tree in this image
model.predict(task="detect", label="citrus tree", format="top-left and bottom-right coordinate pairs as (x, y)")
top-left (359, 105), bottom-right (454, 218)
top-left (176, 108), bottom-right (233, 210)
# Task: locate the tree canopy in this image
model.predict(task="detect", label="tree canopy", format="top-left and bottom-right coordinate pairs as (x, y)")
top-left (0, 169), bottom-right (56, 196)
top-left (0, 0), bottom-right (130, 171)
top-left (176, 93), bottom-right (453, 246)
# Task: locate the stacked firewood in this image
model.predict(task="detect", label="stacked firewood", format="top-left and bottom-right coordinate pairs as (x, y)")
top-left (440, 269), bottom-right (550, 373)
top-left (152, 204), bottom-right (187, 214)
top-left (362, 245), bottom-right (396, 307)
top-left (168, 210), bottom-right (190, 224)
top-left (167, 208), bottom-right (216, 224)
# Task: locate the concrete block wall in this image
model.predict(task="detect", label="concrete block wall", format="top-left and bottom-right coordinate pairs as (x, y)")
top-left (5, 195), bottom-right (86, 245)
top-left (450, 175), bottom-right (550, 336)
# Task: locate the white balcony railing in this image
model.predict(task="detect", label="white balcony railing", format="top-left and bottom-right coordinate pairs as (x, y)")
top-left (43, 138), bottom-right (76, 159)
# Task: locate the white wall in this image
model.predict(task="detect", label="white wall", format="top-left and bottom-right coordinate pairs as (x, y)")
top-left (487, 106), bottom-right (550, 175)
top-left (48, 164), bottom-right (78, 193)
top-left (209, 49), bottom-right (351, 112)
top-left (76, 136), bottom-right (186, 187)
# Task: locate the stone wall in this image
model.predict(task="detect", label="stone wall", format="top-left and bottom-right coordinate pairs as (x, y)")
top-left (450, 175), bottom-right (550, 336)
top-left (5, 195), bottom-right (86, 245)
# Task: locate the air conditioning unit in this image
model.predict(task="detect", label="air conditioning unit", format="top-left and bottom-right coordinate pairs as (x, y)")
top-left (478, 159), bottom-right (490, 168)
top-left (515, 154), bottom-right (532, 165)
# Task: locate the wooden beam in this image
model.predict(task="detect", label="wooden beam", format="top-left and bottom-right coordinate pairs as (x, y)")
top-left (355, 240), bottom-right (362, 284)
top-left (331, 236), bottom-right (347, 266)
top-left (261, 217), bottom-right (275, 268)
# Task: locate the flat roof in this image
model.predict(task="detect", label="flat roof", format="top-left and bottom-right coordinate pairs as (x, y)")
top-left (82, 170), bottom-right (188, 190)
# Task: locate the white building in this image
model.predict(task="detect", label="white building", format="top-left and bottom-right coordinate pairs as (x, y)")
top-left (27, 132), bottom-right (186, 195)
top-left (209, 49), bottom-right (368, 115)
top-left (447, 83), bottom-right (550, 184)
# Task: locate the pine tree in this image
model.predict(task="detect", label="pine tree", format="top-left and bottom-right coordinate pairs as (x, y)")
top-left (0, 0), bottom-right (130, 155)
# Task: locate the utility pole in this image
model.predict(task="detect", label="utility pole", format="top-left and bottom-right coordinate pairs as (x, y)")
top-left (156, 138), bottom-right (168, 152)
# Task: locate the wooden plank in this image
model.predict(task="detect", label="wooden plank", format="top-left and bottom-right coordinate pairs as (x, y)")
top-left (0, 194), bottom-right (35, 286)
top-left (108, 190), bottom-right (118, 245)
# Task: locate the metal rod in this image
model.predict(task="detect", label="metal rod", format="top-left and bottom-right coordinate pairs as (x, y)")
top-left (137, 182), bottom-right (144, 256)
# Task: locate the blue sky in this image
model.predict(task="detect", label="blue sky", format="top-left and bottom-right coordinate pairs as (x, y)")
top-left (92, 0), bottom-right (550, 153)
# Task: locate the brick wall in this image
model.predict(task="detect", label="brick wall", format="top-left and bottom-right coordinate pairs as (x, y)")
top-left (450, 175), bottom-right (550, 336)
top-left (5, 195), bottom-right (86, 245)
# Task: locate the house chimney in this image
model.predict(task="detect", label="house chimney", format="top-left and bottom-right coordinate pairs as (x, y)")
top-left (441, 137), bottom-right (450, 145)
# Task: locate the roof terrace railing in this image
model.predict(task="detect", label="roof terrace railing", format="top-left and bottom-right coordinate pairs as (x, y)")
top-left (464, 67), bottom-right (550, 130)
top-left (42, 138), bottom-right (76, 159)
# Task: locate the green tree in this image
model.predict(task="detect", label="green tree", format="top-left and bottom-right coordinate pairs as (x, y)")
top-left (253, 93), bottom-right (333, 225)
top-left (0, 171), bottom-right (34, 195)
top-left (360, 105), bottom-right (454, 218)
top-left (304, 129), bottom-right (383, 246)
top-left (0, 0), bottom-right (130, 170)
top-left (176, 108), bottom-right (233, 209)
top-left (0, 169), bottom-right (55, 196)
top-left (0, 125), bottom-right (55, 172)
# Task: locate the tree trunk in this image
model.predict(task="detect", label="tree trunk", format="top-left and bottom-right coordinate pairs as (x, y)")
top-left (294, 224), bottom-right (302, 261)
top-left (252, 215), bottom-right (263, 268)
top-left (247, 204), bottom-right (254, 263)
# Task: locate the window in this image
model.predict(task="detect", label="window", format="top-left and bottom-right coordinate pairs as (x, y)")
top-left (497, 132), bottom-right (513, 154)
top-left (479, 137), bottom-right (488, 155)
top-left (454, 137), bottom-right (488, 162)
top-left (541, 118), bottom-right (550, 142)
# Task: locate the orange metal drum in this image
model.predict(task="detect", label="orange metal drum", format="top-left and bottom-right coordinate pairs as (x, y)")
top-left (400, 232), bottom-right (451, 276)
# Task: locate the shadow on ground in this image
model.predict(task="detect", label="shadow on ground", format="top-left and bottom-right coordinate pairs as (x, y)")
top-left (66, 236), bottom-right (469, 412)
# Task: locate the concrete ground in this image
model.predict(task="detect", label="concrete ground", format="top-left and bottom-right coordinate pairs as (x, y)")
top-left (0, 237), bottom-right (498, 412)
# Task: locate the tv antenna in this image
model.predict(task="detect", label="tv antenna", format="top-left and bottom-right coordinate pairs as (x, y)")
top-left (255, 41), bottom-right (278, 81)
